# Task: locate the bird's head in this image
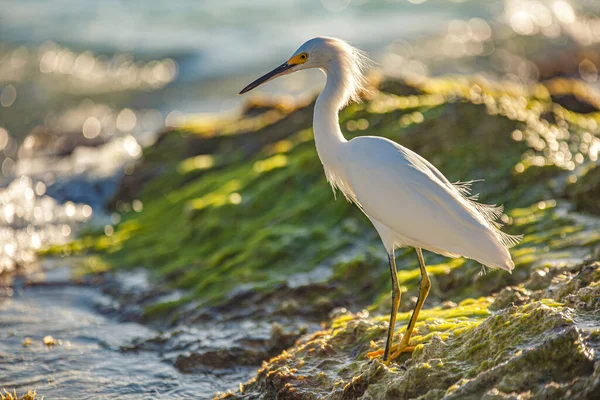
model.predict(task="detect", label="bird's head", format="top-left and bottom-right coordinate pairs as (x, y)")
top-left (239, 37), bottom-right (370, 104)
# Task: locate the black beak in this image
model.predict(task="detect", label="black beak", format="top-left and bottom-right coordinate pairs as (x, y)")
top-left (239, 62), bottom-right (294, 95)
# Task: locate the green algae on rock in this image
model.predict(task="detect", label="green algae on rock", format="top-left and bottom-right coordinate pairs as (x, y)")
top-left (42, 76), bottom-right (600, 398)
top-left (219, 263), bottom-right (600, 399)
top-left (219, 297), bottom-right (597, 399)
top-left (44, 77), bottom-right (600, 308)
top-left (0, 390), bottom-right (39, 400)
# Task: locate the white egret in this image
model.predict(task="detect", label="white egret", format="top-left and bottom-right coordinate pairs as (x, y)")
top-left (239, 37), bottom-right (521, 364)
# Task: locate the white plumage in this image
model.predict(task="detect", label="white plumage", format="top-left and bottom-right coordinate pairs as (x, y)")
top-left (339, 136), bottom-right (517, 270)
top-left (239, 36), bottom-right (521, 364)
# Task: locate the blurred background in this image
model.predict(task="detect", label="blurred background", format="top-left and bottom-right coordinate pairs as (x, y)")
top-left (4, 0), bottom-right (600, 274)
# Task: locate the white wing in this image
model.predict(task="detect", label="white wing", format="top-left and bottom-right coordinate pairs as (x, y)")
top-left (339, 136), bottom-right (518, 271)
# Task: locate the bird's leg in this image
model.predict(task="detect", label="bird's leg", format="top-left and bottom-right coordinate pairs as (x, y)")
top-left (388, 248), bottom-right (430, 362)
top-left (366, 252), bottom-right (400, 364)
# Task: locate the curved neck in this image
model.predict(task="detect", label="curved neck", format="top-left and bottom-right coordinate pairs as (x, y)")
top-left (313, 67), bottom-right (348, 168)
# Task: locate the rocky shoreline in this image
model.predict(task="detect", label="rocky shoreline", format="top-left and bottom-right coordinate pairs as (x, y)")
top-left (41, 74), bottom-right (600, 398)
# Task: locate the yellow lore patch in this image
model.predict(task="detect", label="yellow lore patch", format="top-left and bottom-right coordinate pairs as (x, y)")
top-left (288, 52), bottom-right (308, 65)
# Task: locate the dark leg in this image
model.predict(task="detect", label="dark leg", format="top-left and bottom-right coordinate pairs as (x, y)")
top-left (367, 251), bottom-right (400, 363)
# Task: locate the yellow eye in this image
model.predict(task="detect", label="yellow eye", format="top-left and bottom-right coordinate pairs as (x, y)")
top-left (300, 53), bottom-right (307, 60)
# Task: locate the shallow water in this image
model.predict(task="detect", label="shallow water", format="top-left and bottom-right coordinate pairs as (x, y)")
top-left (0, 266), bottom-right (254, 399)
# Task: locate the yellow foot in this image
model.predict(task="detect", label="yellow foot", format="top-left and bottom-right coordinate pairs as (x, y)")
top-left (388, 343), bottom-right (415, 364)
top-left (366, 342), bottom-right (415, 365)
top-left (366, 348), bottom-right (385, 359)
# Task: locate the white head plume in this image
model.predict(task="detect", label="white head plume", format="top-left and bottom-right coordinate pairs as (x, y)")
top-left (291, 37), bottom-right (372, 108)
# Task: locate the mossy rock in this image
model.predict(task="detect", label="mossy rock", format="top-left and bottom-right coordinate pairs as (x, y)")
top-left (222, 299), bottom-right (596, 399)
top-left (43, 75), bottom-right (600, 397)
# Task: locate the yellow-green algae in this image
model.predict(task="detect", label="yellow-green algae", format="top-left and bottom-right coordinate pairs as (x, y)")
top-left (221, 297), bottom-right (596, 399)
top-left (0, 390), bottom-right (39, 400)
top-left (45, 77), bottom-right (600, 307)
top-left (42, 76), bottom-right (600, 398)
top-left (221, 269), bottom-right (600, 399)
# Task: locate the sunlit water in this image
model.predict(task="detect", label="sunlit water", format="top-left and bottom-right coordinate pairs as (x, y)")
top-left (0, 266), bottom-right (257, 398)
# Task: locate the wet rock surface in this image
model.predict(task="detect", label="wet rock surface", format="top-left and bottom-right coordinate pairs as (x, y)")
top-left (1, 264), bottom-right (315, 398)
top-left (218, 262), bottom-right (599, 400)
top-left (0, 265), bottom-right (239, 399)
